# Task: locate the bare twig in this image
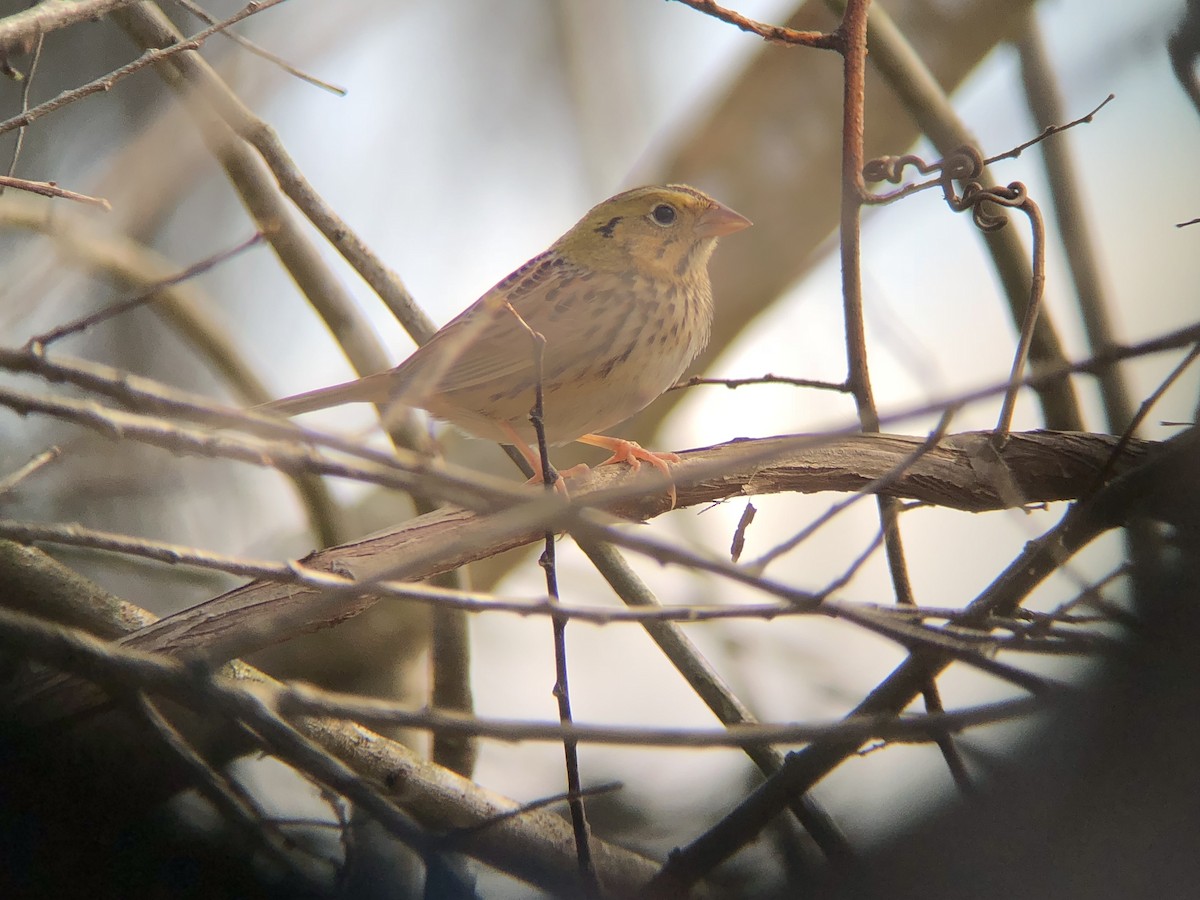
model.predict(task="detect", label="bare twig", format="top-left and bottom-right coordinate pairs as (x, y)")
top-left (0, 542), bottom-right (669, 896)
top-left (170, 0), bottom-right (347, 95)
top-left (0, 0), bottom-right (144, 54)
top-left (671, 373), bottom-right (847, 392)
top-left (574, 535), bottom-right (854, 867)
top-left (1091, 341), bottom-right (1200, 489)
top-left (863, 96), bottom-right (1115, 204)
top-left (669, 0), bottom-right (841, 49)
top-left (0, 445), bottom-right (60, 494)
top-left (985, 94), bottom-right (1115, 167)
top-left (279, 681), bottom-right (1047, 749)
top-left (839, 0), bottom-right (1083, 431)
top-left (111, 2), bottom-right (436, 350)
top-left (506, 303), bottom-right (598, 892)
top-left (453, 783), bottom-right (623, 837)
top-left (26, 233), bottom-right (264, 348)
top-left (0, 175), bottom-right (110, 210)
top-left (645, 425), bottom-right (1198, 893)
top-left (2, 32), bottom-right (41, 179)
top-left (0, 0), bottom-right (289, 137)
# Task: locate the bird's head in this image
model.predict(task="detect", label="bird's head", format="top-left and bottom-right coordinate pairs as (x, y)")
top-left (555, 184), bottom-right (751, 280)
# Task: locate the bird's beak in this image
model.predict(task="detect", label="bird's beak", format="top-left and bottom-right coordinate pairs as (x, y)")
top-left (695, 201), bottom-right (753, 238)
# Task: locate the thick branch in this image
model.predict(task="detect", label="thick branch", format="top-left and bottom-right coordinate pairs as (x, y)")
top-left (117, 430), bottom-right (1150, 663)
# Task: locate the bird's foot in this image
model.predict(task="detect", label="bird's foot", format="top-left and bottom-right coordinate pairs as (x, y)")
top-left (577, 434), bottom-right (679, 509)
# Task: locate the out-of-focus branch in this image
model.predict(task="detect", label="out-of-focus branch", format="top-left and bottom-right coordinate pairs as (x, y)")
top-left (0, 540), bottom-right (155, 637)
top-left (645, 424), bottom-right (1198, 894)
top-left (110, 2), bottom-right (396, 384)
top-left (0, 548), bottom-right (667, 898)
top-left (828, 0), bottom-right (1082, 431)
top-left (171, 0), bottom-right (347, 95)
top-left (2, 198), bottom-right (270, 405)
top-left (0, 175), bottom-right (110, 210)
top-left (1169, 0), bottom-right (1200, 119)
top-left (279, 681), bottom-right (1046, 748)
top-left (654, 0), bottom-right (1041, 440)
top-left (0, 1), bottom-right (288, 135)
top-left (1018, 18), bottom-right (1133, 433)
top-left (575, 535), bottom-right (856, 868)
top-left (112, 2), bottom-right (436, 348)
top-left (0, 0), bottom-right (144, 56)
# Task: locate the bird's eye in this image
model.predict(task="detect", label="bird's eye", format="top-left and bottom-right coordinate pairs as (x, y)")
top-left (650, 203), bottom-right (677, 227)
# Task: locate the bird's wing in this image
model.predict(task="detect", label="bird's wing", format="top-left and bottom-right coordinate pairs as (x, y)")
top-left (391, 251), bottom-right (608, 398)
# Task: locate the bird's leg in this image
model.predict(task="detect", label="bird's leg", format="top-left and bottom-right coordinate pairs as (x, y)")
top-left (498, 422), bottom-right (573, 497)
top-left (576, 433), bottom-right (679, 508)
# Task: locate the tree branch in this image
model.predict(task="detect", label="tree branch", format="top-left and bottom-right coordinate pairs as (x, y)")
top-left (110, 429), bottom-right (1150, 663)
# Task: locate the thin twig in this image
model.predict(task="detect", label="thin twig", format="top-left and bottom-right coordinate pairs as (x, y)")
top-left (0, 174), bottom-right (110, 210)
top-left (279, 682), bottom-right (1048, 749)
top-left (1019, 31), bottom-right (1130, 433)
top-left (0, 445), bottom-right (60, 494)
top-left (170, 0), bottom-right (347, 95)
top-left (1090, 341), bottom-right (1200, 489)
top-left (668, 0), bottom-right (841, 48)
top-left (645, 427), bottom-right (1198, 893)
top-left (985, 94), bottom-right (1115, 167)
top-left (451, 783), bottom-right (623, 838)
top-left (26, 233), bottom-right (264, 348)
top-left (0, 0), bottom-right (289, 137)
top-left (134, 693), bottom-right (303, 874)
top-left (863, 95), bottom-right (1115, 205)
top-left (671, 373), bottom-right (848, 392)
top-left (575, 535), bottom-right (855, 868)
top-left (838, 0), bottom-right (1083, 431)
top-left (507, 303), bottom-right (598, 893)
top-left (747, 409), bottom-right (956, 573)
top-left (988, 189), bottom-right (1046, 447)
top-left (2, 32), bottom-right (41, 181)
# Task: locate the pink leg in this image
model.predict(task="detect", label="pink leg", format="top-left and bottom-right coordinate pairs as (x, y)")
top-left (577, 433), bottom-right (679, 508)
top-left (498, 422), bottom-right (577, 496)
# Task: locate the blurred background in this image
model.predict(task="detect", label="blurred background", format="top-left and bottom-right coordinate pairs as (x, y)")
top-left (1, 0), bottom-right (1198, 896)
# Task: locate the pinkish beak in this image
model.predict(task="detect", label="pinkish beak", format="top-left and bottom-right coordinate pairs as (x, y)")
top-left (695, 200), bottom-right (753, 238)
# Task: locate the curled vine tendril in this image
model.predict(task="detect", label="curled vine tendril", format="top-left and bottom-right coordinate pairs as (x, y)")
top-left (860, 144), bottom-right (1047, 448)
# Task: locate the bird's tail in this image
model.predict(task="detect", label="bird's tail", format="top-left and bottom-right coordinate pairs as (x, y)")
top-left (259, 371), bottom-right (392, 417)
